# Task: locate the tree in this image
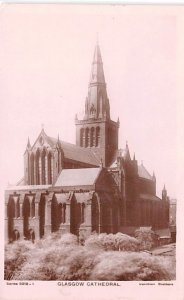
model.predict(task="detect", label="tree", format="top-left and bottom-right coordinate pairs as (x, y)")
top-left (134, 228), bottom-right (158, 250)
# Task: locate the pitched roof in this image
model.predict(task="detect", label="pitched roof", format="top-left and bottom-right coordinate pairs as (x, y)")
top-left (138, 164), bottom-right (153, 180)
top-left (140, 194), bottom-right (160, 201)
top-left (47, 136), bottom-right (100, 166)
top-left (54, 168), bottom-right (101, 187)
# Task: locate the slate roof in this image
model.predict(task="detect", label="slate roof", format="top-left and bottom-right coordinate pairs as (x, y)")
top-left (54, 168), bottom-right (101, 187)
top-left (47, 136), bottom-right (100, 166)
top-left (138, 164), bottom-right (153, 180)
top-left (140, 194), bottom-right (160, 201)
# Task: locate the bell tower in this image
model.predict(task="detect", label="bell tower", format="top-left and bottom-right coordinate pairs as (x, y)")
top-left (75, 42), bottom-right (119, 167)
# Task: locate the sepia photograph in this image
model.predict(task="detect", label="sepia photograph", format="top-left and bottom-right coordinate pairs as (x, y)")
top-left (0, 3), bottom-right (184, 300)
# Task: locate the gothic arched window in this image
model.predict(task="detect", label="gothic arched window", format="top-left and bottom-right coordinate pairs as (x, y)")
top-left (35, 150), bottom-right (41, 185)
top-left (45, 153), bottom-right (48, 184)
top-left (85, 128), bottom-right (89, 147)
top-left (80, 128), bottom-right (84, 147)
top-left (87, 128), bottom-right (90, 147)
top-left (90, 127), bottom-right (95, 147)
top-left (30, 153), bottom-right (34, 185)
top-left (41, 149), bottom-right (46, 184)
top-left (48, 152), bottom-right (53, 184)
top-left (96, 127), bottom-right (100, 147)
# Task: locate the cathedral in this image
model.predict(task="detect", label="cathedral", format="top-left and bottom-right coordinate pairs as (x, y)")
top-left (5, 42), bottom-right (170, 243)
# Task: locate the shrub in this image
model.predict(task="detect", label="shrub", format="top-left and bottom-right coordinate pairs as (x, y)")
top-left (135, 228), bottom-right (158, 250)
top-left (114, 232), bottom-right (140, 251)
top-left (5, 233), bottom-right (175, 281)
top-left (90, 251), bottom-right (173, 281)
top-left (4, 240), bottom-right (35, 280)
top-left (85, 232), bottom-right (140, 252)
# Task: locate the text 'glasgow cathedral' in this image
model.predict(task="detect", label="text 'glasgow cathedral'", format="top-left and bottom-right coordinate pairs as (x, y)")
top-left (5, 42), bottom-right (170, 242)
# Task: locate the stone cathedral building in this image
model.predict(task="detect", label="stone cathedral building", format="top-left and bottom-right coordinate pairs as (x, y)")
top-left (5, 43), bottom-right (170, 242)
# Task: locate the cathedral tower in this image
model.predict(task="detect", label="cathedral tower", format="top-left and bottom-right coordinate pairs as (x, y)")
top-left (75, 42), bottom-right (119, 167)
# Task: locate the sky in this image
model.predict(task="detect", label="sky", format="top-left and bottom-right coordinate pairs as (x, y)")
top-left (0, 4), bottom-right (182, 201)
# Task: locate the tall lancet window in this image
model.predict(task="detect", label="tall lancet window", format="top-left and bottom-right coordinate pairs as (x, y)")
top-left (85, 128), bottom-right (89, 147)
top-left (48, 152), bottom-right (53, 184)
top-left (93, 127), bottom-right (96, 146)
top-left (87, 128), bottom-right (90, 147)
top-left (80, 128), bottom-right (84, 147)
top-left (45, 154), bottom-right (48, 184)
top-left (96, 127), bottom-right (100, 146)
top-left (39, 153), bottom-right (42, 184)
top-left (83, 129), bottom-right (85, 147)
top-left (36, 150), bottom-right (41, 185)
top-left (91, 127), bottom-right (95, 147)
top-left (30, 153), bottom-right (34, 185)
top-left (41, 149), bottom-right (46, 184)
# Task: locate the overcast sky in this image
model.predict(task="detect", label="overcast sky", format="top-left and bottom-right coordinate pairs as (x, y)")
top-left (0, 4), bottom-right (183, 200)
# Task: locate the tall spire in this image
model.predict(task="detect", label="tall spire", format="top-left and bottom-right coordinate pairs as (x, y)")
top-left (89, 42), bottom-right (105, 85)
top-left (84, 42), bottom-right (110, 120)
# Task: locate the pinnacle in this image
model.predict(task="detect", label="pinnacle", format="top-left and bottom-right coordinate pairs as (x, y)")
top-left (27, 137), bottom-right (31, 149)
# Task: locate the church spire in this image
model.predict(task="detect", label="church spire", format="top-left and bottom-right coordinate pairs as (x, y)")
top-left (89, 42), bottom-right (105, 85)
top-left (84, 42), bottom-right (110, 120)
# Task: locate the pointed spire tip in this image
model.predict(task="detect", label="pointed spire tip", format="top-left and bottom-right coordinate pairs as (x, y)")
top-left (27, 137), bottom-right (31, 149)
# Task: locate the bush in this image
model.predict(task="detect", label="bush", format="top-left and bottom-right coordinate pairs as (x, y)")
top-left (135, 228), bottom-right (158, 250)
top-left (4, 240), bottom-right (35, 280)
top-left (85, 232), bottom-right (140, 252)
top-left (5, 232), bottom-right (175, 281)
top-left (114, 232), bottom-right (140, 251)
top-left (90, 251), bottom-right (173, 281)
